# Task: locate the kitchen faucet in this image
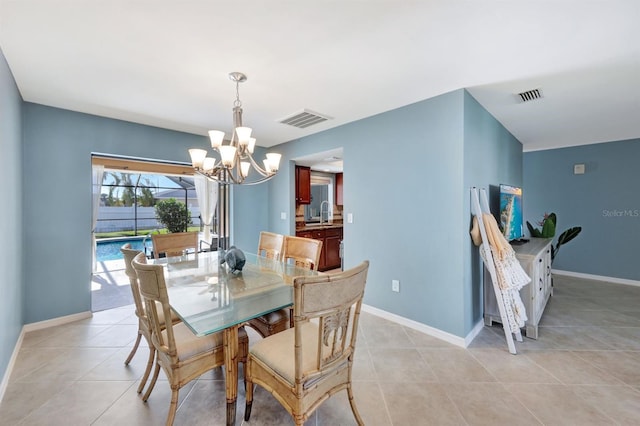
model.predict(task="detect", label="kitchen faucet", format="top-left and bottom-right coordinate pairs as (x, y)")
top-left (320, 200), bottom-right (330, 225)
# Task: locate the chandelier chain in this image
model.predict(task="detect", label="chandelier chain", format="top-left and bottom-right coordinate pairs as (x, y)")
top-left (234, 80), bottom-right (242, 108)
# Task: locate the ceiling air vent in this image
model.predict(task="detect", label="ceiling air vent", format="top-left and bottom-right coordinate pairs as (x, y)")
top-left (279, 109), bottom-right (332, 129)
top-left (517, 88), bottom-right (543, 103)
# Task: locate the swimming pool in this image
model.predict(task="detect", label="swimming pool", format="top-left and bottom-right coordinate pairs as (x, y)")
top-left (96, 237), bottom-right (151, 261)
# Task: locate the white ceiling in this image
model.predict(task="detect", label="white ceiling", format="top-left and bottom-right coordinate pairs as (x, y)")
top-left (294, 148), bottom-right (344, 173)
top-left (1, 1), bottom-right (639, 153)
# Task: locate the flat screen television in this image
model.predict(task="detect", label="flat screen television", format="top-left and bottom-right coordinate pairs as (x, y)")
top-left (499, 184), bottom-right (523, 241)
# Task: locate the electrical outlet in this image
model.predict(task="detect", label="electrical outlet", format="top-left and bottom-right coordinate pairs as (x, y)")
top-left (392, 279), bottom-right (400, 292)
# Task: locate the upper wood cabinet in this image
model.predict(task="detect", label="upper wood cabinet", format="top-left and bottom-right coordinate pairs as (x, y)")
top-left (335, 172), bottom-right (343, 206)
top-left (295, 166), bottom-right (311, 204)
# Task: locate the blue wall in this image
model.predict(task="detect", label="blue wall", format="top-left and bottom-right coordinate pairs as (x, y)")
top-left (230, 145), bottom-right (271, 251)
top-left (21, 103), bottom-right (267, 324)
top-left (265, 89), bottom-right (522, 337)
top-left (462, 91), bottom-right (523, 332)
top-left (13, 83), bottom-right (522, 373)
top-left (0, 48), bottom-right (24, 385)
top-left (524, 139), bottom-right (640, 280)
top-left (22, 104), bottom-right (210, 323)
top-left (271, 91), bottom-right (465, 336)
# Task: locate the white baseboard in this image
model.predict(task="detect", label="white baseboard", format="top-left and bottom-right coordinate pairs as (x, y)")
top-left (552, 269), bottom-right (640, 287)
top-left (1, 311), bottom-right (93, 403)
top-left (22, 311), bottom-right (93, 333)
top-left (361, 304), bottom-right (468, 348)
top-left (0, 329), bottom-right (25, 404)
top-left (464, 319), bottom-right (486, 347)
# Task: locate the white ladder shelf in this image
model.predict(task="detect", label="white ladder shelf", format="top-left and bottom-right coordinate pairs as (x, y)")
top-left (471, 187), bottom-right (523, 354)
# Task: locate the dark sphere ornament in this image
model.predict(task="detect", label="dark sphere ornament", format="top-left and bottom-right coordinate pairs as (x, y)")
top-left (221, 246), bottom-right (246, 274)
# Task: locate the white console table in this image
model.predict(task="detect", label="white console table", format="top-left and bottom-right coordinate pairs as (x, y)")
top-left (484, 238), bottom-right (553, 339)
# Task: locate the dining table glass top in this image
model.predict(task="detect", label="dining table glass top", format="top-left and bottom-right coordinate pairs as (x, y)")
top-left (152, 250), bottom-right (317, 336)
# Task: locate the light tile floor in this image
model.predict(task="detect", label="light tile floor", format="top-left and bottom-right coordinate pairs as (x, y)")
top-left (91, 259), bottom-right (133, 312)
top-left (2, 275), bottom-right (640, 425)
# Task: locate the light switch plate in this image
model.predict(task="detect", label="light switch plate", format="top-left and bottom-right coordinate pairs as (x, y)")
top-left (347, 213), bottom-right (353, 223)
top-left (574, 164), bottom-right (585, 174)
top-left (280, 212), bottom-right (287, 220)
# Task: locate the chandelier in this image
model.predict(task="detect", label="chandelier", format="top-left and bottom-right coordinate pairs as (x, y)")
top-left (189, 72), bottom-right (282, 185)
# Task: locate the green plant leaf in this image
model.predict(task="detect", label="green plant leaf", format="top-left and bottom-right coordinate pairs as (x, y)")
top-left (557, 226), bottom-right (582, 246)
top-left (541, 217), bottom-right (556, 238)
top-left (526, 221), bottom-right (542, 237)
top-left (547, 212), bottom-right (557, 227)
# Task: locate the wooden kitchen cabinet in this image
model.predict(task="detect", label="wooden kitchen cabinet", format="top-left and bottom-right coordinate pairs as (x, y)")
top-left (295, 230), bottom-right (313, 239)
top-left (324, 228), bottom-right (342, 270)
top-left (335, 172), bottom-right (343, 206)
top-left (296, 226), bottom-right (343, 271)
top-left (295, 166), bottom-right (311, 204)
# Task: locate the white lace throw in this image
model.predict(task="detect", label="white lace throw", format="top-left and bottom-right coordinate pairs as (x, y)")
top-left (480, 213), bottom-right (530, 333)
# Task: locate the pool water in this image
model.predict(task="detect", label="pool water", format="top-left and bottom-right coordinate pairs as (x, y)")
top-left (96, 238), bottom-right (151, 261)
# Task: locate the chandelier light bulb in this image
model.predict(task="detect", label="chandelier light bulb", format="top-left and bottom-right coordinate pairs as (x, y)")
top-left (209, 130), bottom-right (224, 148)
top-left (240, 161), bottom-right (251, 177)
top-left (203, 157), bottom-right (216, 172)
top-left (235, 127), bottom-right (252, 145)
top-left (266, 153), bottom-right (282, 172)
top-left (188, 148), bottom-right (207, 169)
top-left (219, 145), bottom-right (237, 168)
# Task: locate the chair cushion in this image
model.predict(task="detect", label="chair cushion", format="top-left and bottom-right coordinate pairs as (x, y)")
top-left (249, 321), bottom-right (318, 385)
top-left (153, 301), bottom-right (181, 327)
top-left (163, 323), bottom-right (224, 360)
top-left (162, 324), bottom-right (248, 360)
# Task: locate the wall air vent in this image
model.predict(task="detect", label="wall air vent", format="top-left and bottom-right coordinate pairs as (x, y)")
top-left (517, 88), bottom-right (543, 103)
top-left (278, 109), bottom-right (332, 129)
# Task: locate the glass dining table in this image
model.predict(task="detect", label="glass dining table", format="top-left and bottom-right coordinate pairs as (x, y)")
top-left (152, 249), bottom-right (318, 425)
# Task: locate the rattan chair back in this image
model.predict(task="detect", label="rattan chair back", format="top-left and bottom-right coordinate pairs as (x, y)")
top-left (282, 235), bottom-right (322, 271)
top-left (257, 231), bottom-right (284, 260)
top-left (244, 260), bottom-right (370, 426)
top-left (151, 231), bottom-right (198, 259)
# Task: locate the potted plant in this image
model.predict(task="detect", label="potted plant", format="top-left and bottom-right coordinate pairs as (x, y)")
top-left (526, 212), bottom-right (581, 262)
top-left (154, 198), bottom-right (192, 233)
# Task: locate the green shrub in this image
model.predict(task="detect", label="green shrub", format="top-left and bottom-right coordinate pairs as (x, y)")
top-left (154, 198), bottom-right (192, 233)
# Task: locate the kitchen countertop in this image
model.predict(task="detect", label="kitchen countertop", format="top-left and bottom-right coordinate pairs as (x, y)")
top-left (298, 223), bottom-right (343, 231)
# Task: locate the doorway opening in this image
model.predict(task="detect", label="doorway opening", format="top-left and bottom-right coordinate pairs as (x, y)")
top-left (293, 148), bottom-right (345, 272)
top-left (91, 154), bottom-right (201, 312)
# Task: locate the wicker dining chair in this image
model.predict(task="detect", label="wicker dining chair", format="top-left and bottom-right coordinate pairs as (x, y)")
top-left (256, 231), bottom-right (284, 260)
top-left (131, 252), bottom-right (249, 426)
top-left (282, 235), bottom-right (322, 271)
top-left (151, 231), bottom-right (198, 259)
top-left (120, 243), bottom-right (180, 394)
top-left (248, 234), bottom-right (323, 337)
top-left (247, 232), bottom-right (288, 338)
top-left (282, 235), bottom-right (323, 327)
top-left (244, 260), bottom-right (370, 426)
